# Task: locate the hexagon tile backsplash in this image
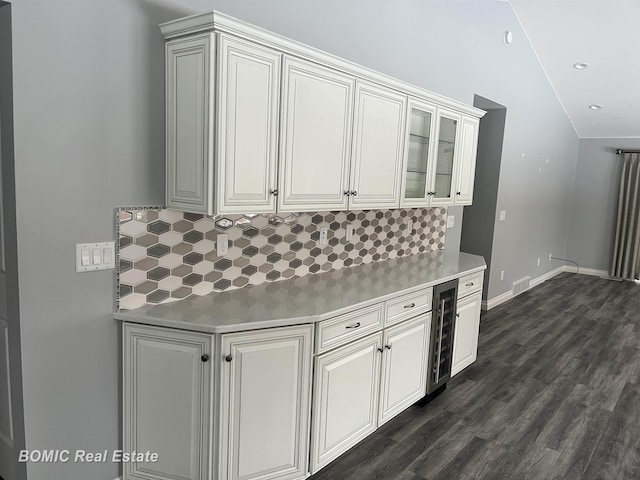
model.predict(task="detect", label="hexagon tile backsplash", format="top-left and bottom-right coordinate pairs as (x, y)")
top-left (116, 207), bottom-right (447, 310)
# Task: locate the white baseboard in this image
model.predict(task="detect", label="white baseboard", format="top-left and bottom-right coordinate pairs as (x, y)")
top-left (483, 265), bottom-right (609, 310)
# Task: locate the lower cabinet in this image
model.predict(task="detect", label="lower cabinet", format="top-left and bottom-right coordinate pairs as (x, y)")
top-left (378, 314), bottom-right (431, 425)
top-left (219, 325), bottom-right (314, 480)
top-left (310, 333), bottom-right (383, 473)
top-left (310, 314), bottom-right (431, 474)
top-left (451, 292), bottom-right (482, 376)
top-left (123, 324), bottom-right (213, 480)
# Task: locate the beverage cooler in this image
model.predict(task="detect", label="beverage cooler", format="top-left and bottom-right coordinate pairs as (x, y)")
top-left (426, 279), bottom-right (459, 395)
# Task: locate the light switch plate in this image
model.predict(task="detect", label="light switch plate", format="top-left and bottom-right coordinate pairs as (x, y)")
top-left (76, 242), bottom-right (115, 272)
top-left (446, 215), bottom-right (455, 228)
top-left (499, 210), bottom-right (506, 221)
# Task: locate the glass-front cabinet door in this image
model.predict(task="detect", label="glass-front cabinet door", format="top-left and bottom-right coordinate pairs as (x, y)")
top-left (400, 99), bottom-right (437, 207)
top-left (429, 108), bottom-right (461, 206)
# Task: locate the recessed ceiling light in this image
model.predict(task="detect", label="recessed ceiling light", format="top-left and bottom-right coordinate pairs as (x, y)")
top-left (588, 104), bottom-right (603, 110)
top-left (504, 31), bottom-right (513, 45)
top-left (573, 62), bottom-right (590, 70)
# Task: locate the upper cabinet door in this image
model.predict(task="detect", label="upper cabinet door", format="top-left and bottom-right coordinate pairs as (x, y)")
top-left (349, 81), bottom-right (406, 209)
top-left (400, 98), bottom-right (437, 207)
top-left (279, 57), bottom-right (354, 212)
top-left (429, 108), bottom-right (461, 207)
top-left (454, 115), bottom-right (480, 206)
top-left (166, 35), bottom-right (215, 214)
top-left (216, 35), bottom-right (281, 214)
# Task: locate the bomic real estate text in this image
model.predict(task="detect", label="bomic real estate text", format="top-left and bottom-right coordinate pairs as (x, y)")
top-left (18, 449), bottom-right (159, 463)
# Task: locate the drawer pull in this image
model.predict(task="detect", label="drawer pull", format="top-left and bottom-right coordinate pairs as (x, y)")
top-left (345, 322), bottom-right (361, 329)
top-left (404, 302), bottom-right (416, 309)
top-left (465, 282), bottom-right (474, 287)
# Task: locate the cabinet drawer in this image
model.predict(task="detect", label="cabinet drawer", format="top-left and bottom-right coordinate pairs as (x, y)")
top-left (384, 288), bottom-right (432, 326)
top-left (316, 304), bottom-right (384, 354)
top-left (458, 271), bottom-right (483, 299)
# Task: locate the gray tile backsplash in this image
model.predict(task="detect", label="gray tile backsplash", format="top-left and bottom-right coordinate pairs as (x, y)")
top-left (116, 208), bottom-right (447, 310)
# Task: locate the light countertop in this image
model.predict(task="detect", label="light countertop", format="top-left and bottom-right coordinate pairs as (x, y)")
top-left (114, 250), bottom-right (485, 333)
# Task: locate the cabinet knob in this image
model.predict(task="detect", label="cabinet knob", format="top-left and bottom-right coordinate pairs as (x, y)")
top-left (344, 190), bottom-right (351, 196)
top-left (377, 347), bottom-right (384, 353)
top-left (456, 191), bottom-right (461, 195)
top-left (225, 354), bottom-right (233, 362)
top-left (271, 189), bottom-right (279, 196)
top-left (385, 344), bottom-right (392, 350)
top-left (351, 191), bottom-right (358, 197)
top-left (201, 354), bottom-right (209, 363)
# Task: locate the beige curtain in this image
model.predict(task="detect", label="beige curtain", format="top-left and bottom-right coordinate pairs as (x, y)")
top-left (611, 152), bottom-right (640, 279)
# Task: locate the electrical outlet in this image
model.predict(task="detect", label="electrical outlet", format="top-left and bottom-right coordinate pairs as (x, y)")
top-left (217, 234), bottom-right (229, 256)
top-left (499, 210), bottom-right (506, 222)
top-left (500, 270), bottom-right (504, 280)
top-left (319, 226), bottom-right (328, 246)
top-left (346, 224), bottom-right (354, 241)
top-left (537, 258), bottom-right (541, 266)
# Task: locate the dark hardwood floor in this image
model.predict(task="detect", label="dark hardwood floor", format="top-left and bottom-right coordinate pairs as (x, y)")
top-left (309, 273), bottom-right (640, 480)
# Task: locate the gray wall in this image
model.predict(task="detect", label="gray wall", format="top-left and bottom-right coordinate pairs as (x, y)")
top-left (7, 1), bottom-right (577, 479)
top-left (566, 138), bottom-right (640, 272)
top-left (0, 2), bottom-right (25, 479)
top-left (460, 98), bottom-right (507, 300)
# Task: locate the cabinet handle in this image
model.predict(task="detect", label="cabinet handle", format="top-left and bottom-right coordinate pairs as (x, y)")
top-left (456, 313), bottom-right (460, 318)
top-left (201, 354), bottom-right (209, 363)
top-left (344, 190), bottom-right (351, 196)
top-left (456, 191), bottom-right (461, 195)
top-left (270, 189), bottom-right (279, 196)
top-left (224, 354), bottom-right (233, 362)
top-left (385, 344), bottom-right (391, 350)
top-left (377, 347), bottom-right (384, 353)
top-left (345, 322), bottom-right (361, 329)
top-left (466, 282), bottom-right (474, 287)
top-left (351, 191), bottom-right (358, 197)
top-left (404, 302), bottom-right (416, 309)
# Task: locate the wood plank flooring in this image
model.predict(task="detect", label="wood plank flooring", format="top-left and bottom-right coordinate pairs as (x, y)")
top-left (308, 274), bottom-right (640, 480)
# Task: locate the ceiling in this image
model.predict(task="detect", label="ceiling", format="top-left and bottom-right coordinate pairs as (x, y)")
top-left (508, 0), bottom-right (640, 138)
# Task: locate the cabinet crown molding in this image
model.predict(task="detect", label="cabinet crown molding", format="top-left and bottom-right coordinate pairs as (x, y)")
top-left (160, 10), bottom-right (486, 119)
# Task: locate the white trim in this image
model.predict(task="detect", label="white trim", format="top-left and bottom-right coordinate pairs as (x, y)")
top-left (530, 266), bottom-right (565, 288)
top-left (482, 290), bottom-right (513, 310)
top-left (159, 11), bottom-right (485, 119)
top-left (483, 266), bottom-right (614, 310)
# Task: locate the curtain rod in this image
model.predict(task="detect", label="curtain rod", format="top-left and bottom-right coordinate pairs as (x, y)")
top-left (616, 149), bottom-right (640, 155)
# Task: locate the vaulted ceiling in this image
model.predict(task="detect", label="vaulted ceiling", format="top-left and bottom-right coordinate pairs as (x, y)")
top-left (508, 0), bottom-right (640, 138)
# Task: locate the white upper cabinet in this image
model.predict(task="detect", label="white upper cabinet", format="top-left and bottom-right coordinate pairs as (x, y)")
top-left (400, 98), bottom-right (437, 207)
top-left (349, 81), bottom-right (407, 209)
top-left (278, 57), bottom-right (354, 212)
top-left (454, 115), bottom-right (480, 205)
top-left (161, 12), bottom-right (484, 214)
top-left (429, 107), bottom-right (461, 207)
top-left (166, 34), bottom-right (214, 214)
top-left (216, 35), bottom-right (281, 214)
